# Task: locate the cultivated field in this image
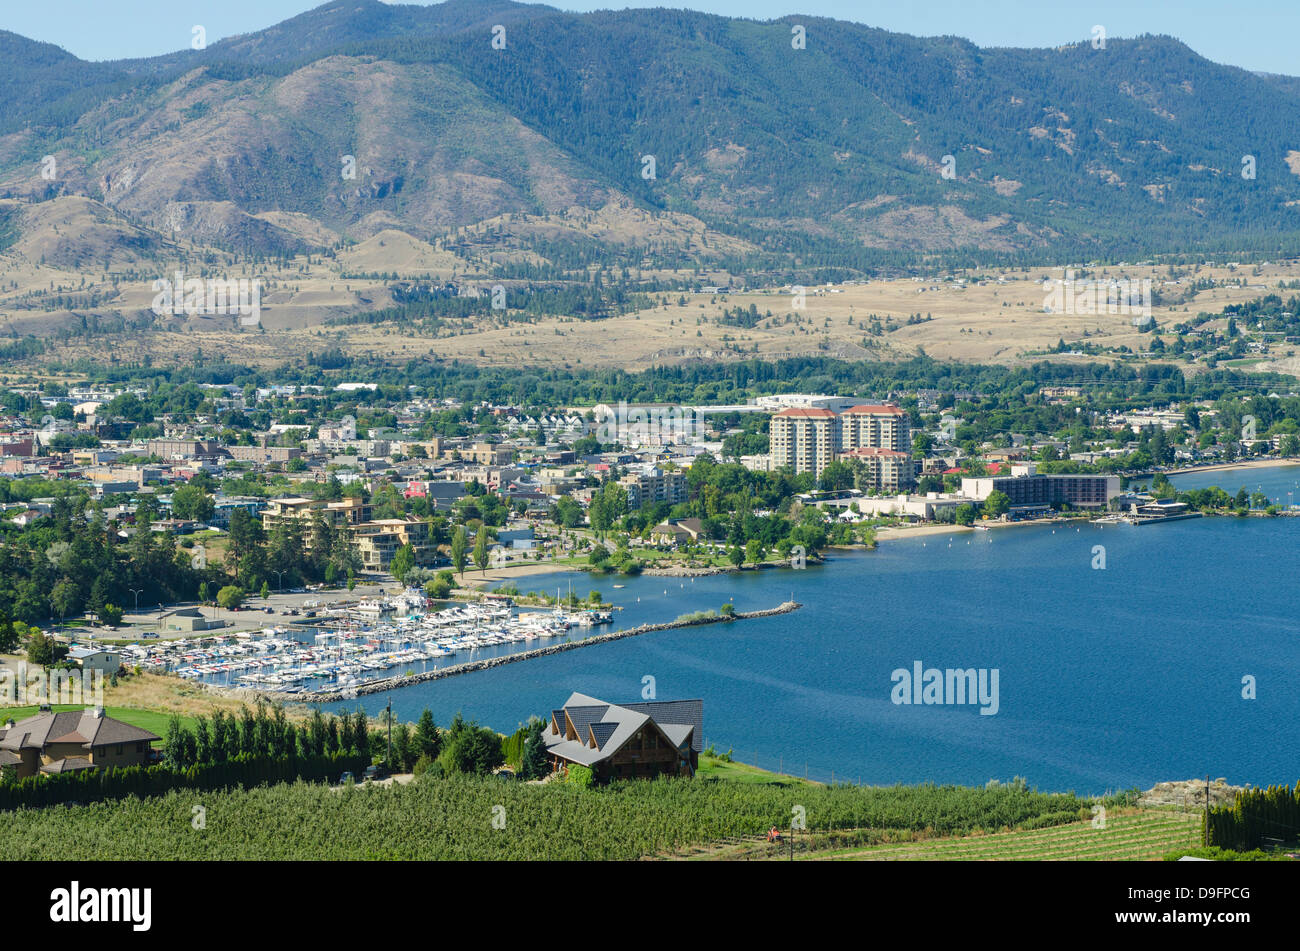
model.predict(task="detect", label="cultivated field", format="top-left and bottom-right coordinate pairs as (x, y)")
top-left (680, 809), bottom-right (1203, 861)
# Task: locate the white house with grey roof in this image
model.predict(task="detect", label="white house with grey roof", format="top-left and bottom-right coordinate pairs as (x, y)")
top-left (543, 692), bottom-right (702, 782)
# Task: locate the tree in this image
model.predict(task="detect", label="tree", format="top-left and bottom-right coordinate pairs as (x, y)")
top-left (818, 459), bottom-right (855, 491)
top-left (589, 482), bottom-right (628, 535)
top-left (955, 504), bottom-right (976, 526)
top-left (170, 484), bottom-right (215, 522)
top-left (472, 530), bottom-right (489, 574)
top-left (99, 603), bottom-right (123, 627)
top-left (439, 717), bottom-right (505, 775)
top-left (553, 496), bottom-right (583, 528)
top-left (0, 613), bottom-right (18, 654)
top-left (391, 543), bottom-right (416, 584)
top-left (259, 580), bottom-right (271, 600)
top-left (216, 585), bottom-right (244, 610)
top-left (520, 718), bottom-right (549, 780)
top-left (727, 545), bottom-right (744, 568)
top-left (26, 631), bottom-right (58, 668)
top-left (983, 490), bottom-right (1011, 518)
top-left (451, 526), bottom-right (468, 576)
top-left (51, 578), bottom-right (80, 624)
top-left (425, 570), bottom-right (454, 600)
top-left (744, 538), bottom-right (764, 566)
top-left (414, 709), bottom-right (441, 761)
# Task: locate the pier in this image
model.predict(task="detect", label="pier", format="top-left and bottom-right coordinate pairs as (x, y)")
top-left (253, 601), bottom-right (803, 702)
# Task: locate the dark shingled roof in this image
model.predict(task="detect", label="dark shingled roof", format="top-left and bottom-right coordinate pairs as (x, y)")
top-left (543, 692), bottom-right (704, 769)
top-left (549, 710), bottom-right (567, 735)
top-left (624, 700), bottom-right (704, 753)
top-left (563, 705), bottom-right (609, 745)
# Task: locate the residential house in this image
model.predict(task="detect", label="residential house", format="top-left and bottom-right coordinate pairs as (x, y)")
top-left (542, 692), bottom-right (702, 782)
top-left (0, 707), bottom-right (160, 778)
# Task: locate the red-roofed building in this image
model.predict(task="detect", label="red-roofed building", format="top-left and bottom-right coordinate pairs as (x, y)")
top-left (842, 447), bottom-right (914, 490)
top-left (770, 403), bottom-right (912, 486)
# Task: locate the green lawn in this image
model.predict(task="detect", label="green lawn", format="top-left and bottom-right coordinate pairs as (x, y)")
top-left (0, 704), bottom-right (187, 742)
top-left (697, 754), bottom-right (812, 786)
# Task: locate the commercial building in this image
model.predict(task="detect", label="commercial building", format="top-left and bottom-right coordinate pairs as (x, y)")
top-left (961, 464), bottom-right (1121, 514)
top-left (225, 445), bottom-right (303, 464)
top-left (617, 468), bottom-right (688, 510)
top-left (354, 518), bottom-right (435, 571)
top-left (211, 496), bottom-right (267, 529)
top-left (261, 496), bottom-right (371, 532)
top-left (841, 446), bottom-right (914, 491)
top-left (839, 404), bottom-right (909, 452)
top-left (146, 438), bottom-right (223, 459)
top-left (769, 403), bottom-right (912, 485)
top-left (769, 408), bottom-right (839, 478)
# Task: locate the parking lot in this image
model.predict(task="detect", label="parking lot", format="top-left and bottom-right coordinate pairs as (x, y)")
top-left (58, 582), bottom-right (400, 643)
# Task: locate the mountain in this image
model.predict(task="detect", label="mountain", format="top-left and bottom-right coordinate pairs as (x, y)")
top-left (1, 0), bottom-right (1299, 268)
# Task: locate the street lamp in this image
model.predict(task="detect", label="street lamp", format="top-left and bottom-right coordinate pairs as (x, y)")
top-left (271, 570), bottom-right (286, 594)
top-left (129, 588), bottom-right (143, 616)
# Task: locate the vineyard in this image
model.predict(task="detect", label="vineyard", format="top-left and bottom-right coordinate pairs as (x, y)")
top-left (0, 775), bottom-right (1094, 861)
top-left (673, 810), bottom-right (1203, 861)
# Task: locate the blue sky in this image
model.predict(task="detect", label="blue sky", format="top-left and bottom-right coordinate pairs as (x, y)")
top-left (3, 1), bottom-right (1295, 75)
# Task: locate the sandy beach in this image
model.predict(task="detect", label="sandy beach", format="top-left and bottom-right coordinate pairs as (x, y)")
top-left (874, 523), bottom-right (973, 542)
top-left (1164, 458), bottom-right (1300, 476)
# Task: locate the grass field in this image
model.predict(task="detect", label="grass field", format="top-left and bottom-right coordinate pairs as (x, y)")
top-left (697, 754), bottom-right (813, 786)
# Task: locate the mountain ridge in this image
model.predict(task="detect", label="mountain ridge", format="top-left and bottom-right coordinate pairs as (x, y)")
top-left (2, 1), bottom-right (1300, 267)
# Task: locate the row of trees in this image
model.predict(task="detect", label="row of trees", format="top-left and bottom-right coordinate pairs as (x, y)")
top-left (162, 704), bottom-right (371, 769)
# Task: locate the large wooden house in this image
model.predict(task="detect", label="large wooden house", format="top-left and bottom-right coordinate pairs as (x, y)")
top-left (543, 692), bottom-right (702, 782)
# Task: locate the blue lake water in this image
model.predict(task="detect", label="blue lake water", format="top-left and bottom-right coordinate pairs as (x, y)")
top-left (327, 465), bottom-right (1300, 794)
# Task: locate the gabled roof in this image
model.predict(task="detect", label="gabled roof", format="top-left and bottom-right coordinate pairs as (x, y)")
top-left (543, 692), bottom-right (702, 767)
top-left (589, 722), bottom-right (618, 749)
top-left (623, 699), bottom-right (704, 753)
top-left (563, 704), bottom-right (611, 743)
top-left (0, 710), bottom-right (160, 752)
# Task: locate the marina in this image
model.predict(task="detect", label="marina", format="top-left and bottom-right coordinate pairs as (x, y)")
top-left (128, 593), bottom-right (613, 694)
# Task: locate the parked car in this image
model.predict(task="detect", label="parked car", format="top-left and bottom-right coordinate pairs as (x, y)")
top-left (363, 764), bottom-right (387, 782)
top-left (337, 771), bottom-right (354, 785)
